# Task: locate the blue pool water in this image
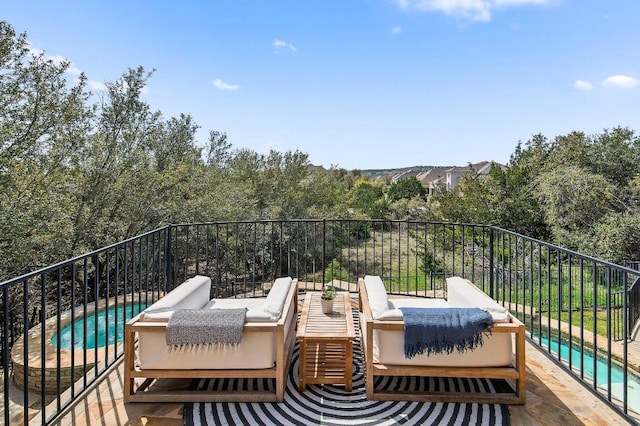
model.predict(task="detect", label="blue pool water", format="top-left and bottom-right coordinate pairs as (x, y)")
top-left (538, 333), bottom-right (640, 412)
top-left (51, 303), bottom-right (146, 349)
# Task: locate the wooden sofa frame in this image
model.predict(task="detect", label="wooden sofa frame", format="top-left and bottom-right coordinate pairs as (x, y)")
top-left (358, 278), bottom-right (526, 404)
top-left (123, 280), bottom-right (298, 403)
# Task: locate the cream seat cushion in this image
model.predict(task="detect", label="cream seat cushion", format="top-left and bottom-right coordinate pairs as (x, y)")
top-left (202, 298), bottom-right (276, 322)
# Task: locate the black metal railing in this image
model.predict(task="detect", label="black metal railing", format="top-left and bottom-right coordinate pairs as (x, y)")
top-left (1, 220), bottom-right (639, 424)
top-left (490, 227), bottom-right (639, 420)
top-left (0, 227), bottom-right (171, 426)
top-left (624, 261), bottom-right (640, 341)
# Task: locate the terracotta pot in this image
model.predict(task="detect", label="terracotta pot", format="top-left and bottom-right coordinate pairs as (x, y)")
top-left (321, 298), bottom-right (334, 314)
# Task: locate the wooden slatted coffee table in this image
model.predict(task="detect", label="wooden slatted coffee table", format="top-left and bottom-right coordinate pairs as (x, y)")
top-left (296, 292), bottom-right (356, 392)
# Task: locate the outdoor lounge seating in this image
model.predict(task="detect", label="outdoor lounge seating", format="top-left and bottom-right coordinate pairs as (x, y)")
top-left (124, 275), bottom-right (298, 403)
top-left (358, 275), bottom-right (526, 404)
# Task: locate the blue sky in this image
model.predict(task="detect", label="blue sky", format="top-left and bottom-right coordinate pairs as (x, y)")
top-left (4, 0), bottom-right (640, 170)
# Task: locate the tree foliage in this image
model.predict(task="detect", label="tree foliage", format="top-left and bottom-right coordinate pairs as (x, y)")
top-left (536, 166), bottom-right (616, 250)
top-left (2, 19), bottom-right (640, 280)
top-left (496, 127), bottom-right (639, 260)
top-left (349, 179), bottom-right (388, 219)
top-left (590, 211), bottom-right (640, 265)
top-left (0, 22), bottom-right (361, 279)
top-left (386, 176), bottom-right (426, 203)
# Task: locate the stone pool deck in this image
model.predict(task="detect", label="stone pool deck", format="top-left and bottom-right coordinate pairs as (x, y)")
top-left (4, 288), bottom-right (639, 425)
top-left (10, 295), bottom-right (142, 394)
top-left (22, 339), bottom-right (631, 426)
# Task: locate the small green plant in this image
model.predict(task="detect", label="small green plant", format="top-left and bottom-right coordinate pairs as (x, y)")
top-left (321, 285), bottom-right (335, 300)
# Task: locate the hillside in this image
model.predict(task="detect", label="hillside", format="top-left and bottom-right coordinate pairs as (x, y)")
top-left (359, 165), bottom-right (436, 179)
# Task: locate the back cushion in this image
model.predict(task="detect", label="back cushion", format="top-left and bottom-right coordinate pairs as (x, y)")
top-left (263, 276), bottom-right (293, 319)
top-left (446, 276), bottom-right (509, 322)
top-left (140, 275), bottom-right (211, 321)
top-left (364, 275), bottom-right (389, 320)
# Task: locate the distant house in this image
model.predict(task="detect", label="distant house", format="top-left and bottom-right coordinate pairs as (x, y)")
top-left (418, 161), bottom-right (505, 195)
top-left (416, 167), bottom-right (449, 194)
top-left (389, 169), bottom-right (420, 183)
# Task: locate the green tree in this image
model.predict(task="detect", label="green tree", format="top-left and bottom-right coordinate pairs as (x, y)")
top-left (297, 166), bottom-right (352, 219)
top-left (386, 176), bottom-right (427, 203)
top-left (70, 67), bottom-right (163, 251)
top-left (229, 148), bottom-right (312, 219)
top-left (547, 131), bottom-right (590, 170)
top-left (350, 179), bottom-right (388, 219)
top-left (151, 113), bottom-right (201, 173)
top-left (589, 211), bottom-right (640, 264)
top-left (206, 130), bottom-right (233, 168)
top-left (487, 161), bottom-right (550, 240)
top-left (0, 21), bottom-right (92, 276)
top-left (324, 258), bottom-right (350, 283)
top-left (433, 170), bottom-right (495, 225)
top-left (388, 197), bottom-right (436, 221)
top-left (536, 166), bottom-right (617, 250)
top-left (587, 126), bottom-right (640, 190)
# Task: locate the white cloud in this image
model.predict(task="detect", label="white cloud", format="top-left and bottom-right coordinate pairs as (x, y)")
top-left (574, 80), bottom-right (593, 91)
top-left (391, 26), bottom-right (403, 34)
top-left (602, 75), bottom-right (639, 89)
top-left (25, 40), bottom-right (146, 95)
top-left (213, 78), bottom-right (240, 91)
top-left (390, 0), bottom-right (554, 22)
top-left (26, 43), bottom-right (44, 57)
top-left (87, 80), bottom-right (107, 91)
top-left (48, 54), bottom-right (74, 69)
top-left (493, 0), bottom-right (550, 5)
top-left (67, 65), bottom-right (82, 75)
top-left (27, 45), bottom-right (82, 75)
top-left (273, 38), bottom-right (297, 52)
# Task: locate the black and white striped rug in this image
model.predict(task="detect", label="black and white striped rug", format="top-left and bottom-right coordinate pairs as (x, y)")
top-left (183, 328), bottom-right (510, 425)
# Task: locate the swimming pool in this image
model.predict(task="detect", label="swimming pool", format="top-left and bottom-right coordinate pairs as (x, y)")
top-left (539, 333), bottom-right (640, 413)
top-left (51, 303), bottom-right (146, 349)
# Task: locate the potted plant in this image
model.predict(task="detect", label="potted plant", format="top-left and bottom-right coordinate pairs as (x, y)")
top-left (320, 285), bottom-right (335, 314)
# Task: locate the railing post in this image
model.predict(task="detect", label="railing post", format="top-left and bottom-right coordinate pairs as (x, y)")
top-left (489, 226), bottom-right (495, 299)
top-left (2, 287), bottom-right (8, 426)
top-left (165, 224), bottom-right (173, 291)
top-left (322, 219), bottom-right (326, 288)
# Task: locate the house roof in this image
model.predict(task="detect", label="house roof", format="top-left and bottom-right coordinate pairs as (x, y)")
top-left (390, 169), bottom-right (421, 183)
top-left (416, 167), bottom-right (450, 184)
top-left (446, 161), bottom-right (505, 175)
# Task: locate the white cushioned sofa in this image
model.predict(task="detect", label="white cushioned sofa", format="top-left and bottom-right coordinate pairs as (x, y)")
top-left (124, 275), bottom-right (298, 403)
top-left (359, 275), bottom-right (526, 404)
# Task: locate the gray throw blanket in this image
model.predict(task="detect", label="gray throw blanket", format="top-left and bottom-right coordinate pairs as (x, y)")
top-left (166, 308), bottom-right (246, 352)
top-left (399, 307), bottom-right (492, 359)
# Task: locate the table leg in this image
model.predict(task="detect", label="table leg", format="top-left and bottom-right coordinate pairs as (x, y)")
top-left (345, 340), bottom-right (353, 392)
top-left (299, 339), bottom-right (307, 392)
